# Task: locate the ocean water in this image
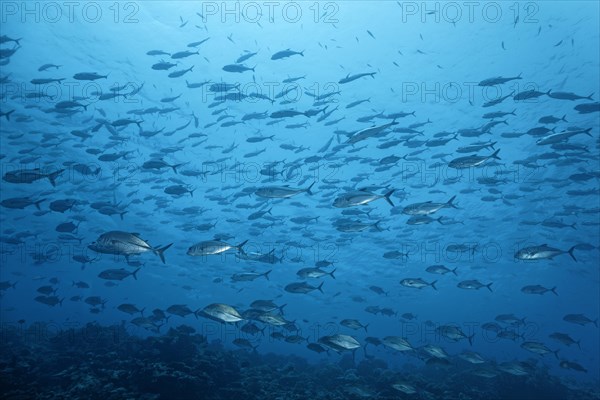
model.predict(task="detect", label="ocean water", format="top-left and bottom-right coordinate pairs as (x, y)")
top-left (1, 1), bottom-right (599, 399)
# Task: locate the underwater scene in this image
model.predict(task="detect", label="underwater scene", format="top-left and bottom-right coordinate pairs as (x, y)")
top-left (1, 1), bottom-right (599, 399)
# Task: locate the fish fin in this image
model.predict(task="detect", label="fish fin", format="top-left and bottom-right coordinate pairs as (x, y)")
top-left (383, 189), bottom-right (395, 207)
top-left (237, 240), bottom-right (248, 254)
top-left (490, 149), bottom-right (501, 160)
top-left (551, 287), bottom-right (558, 296)
top-left (587, 93), bottom-right (594, 100)
top-left (486, 283), bottom-right (494, 292)
top-left (317, 282), bottom-right (324, 294)
top-left (554, 349), bottom-right (560, 360)
top-left (305, 181), bottom-right (316, 195)
top-left (132, 268), bottom-right (140, 280)
top-left (263, 270), bottom-right (272, 280)
top-left (451, 267), bottom-right (458, 276)
top-left (446, 195), bottom-right (458, 209)
top-left (468, 333), bottom-right (475, 346)
top-left (34, 199), bottom-right (45, 210)
top-left (329, 268), bottom-right (336, 279)
top-left (430, 280), bottom-right (437, 291)
top-left (47, 169), bottom-right (64, 187)
top-left (156, 243), bottom-right (173, 264)
top-left (364, 324), bottom-right (369, 333)
top-left (567, 246), bottom-right (577, 262)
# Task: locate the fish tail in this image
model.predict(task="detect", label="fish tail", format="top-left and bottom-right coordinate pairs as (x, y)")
top-left (155, 243), bottom-right (173, 264)
top-left (491, 149), bottom-right (501, 160)
top-left (468, 333), bottom-right (475, 346)
top-left (587, 93), bottom-right (594, 100)
top-left (132, 268), bottom-right (140, 280)
top-left (550, 287), bottom-right (558, 296)
top-left (486, 283), bottom-right (493, 292)
top-left (594, 319), bottom-right (598, 328)
top-left (446, 195), bottom-right (458, 209)
top-left (430, 280), bottom-right (438, 291)
top-left (383, 189), bottom-right (395, 207)
top-left (34, 198), bottom-right (46, 210)
top-left (305, 181), bottom-right (316, 195)
top-left (4, 110), bottom-right (14, 121)
top-left (364, 324), bottom-right (369, 333)
top-left (567, 246), bottom-right (577, 262)
top-left (119, 211), bottom-right (127, 220)
top-left (237, 240), bottom-right (248, 254)
top-left (278, 304), bottom-right (287, 313)
top-left (47, 169), bottom-right (65, 187)
top-left (140, 308), bottom-right (145, 317)
top-left (554, 349), bottom-right (560, 360)
top-left (193, 309), bottom-right (201, 319)
top-left (561, 114), bottom-right (568, 122)
top-left (317, 282), bottom-right (324, 294)
top-left (451, 267), bottom-right (458, 276)
top-left (329, 268), bottom-right (336, 280)
top-left (59, 298), bottom-right (64, 307)
top-left (583, 127), bottom-right (593, 137)
top-left (577, 340), bottom-right (581, 350)
top-left (436, 217), bottom-right (445, 225)
top-left (263, 270), bottom-right (272, 280)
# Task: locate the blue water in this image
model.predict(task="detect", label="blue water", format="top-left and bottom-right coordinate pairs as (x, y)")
top-left (1, 1), bottom-right (599, 398)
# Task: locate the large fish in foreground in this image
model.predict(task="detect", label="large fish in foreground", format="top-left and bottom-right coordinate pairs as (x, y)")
top-left (515, 244), bottom-right (577, 261)
top-left (88, 231), bottom-right (173, 264)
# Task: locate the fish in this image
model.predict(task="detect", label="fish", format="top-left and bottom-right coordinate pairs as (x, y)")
top-left (521, 285), bottom-right (558, 295)
top-left (171, 50), bottom-right (199, 59)
top-left (457, 280), bottom-right (493, 292)
top-left (231, 270), bottom-right (271, 282)
top-left (187, 240), bottom-right (248, 256)
top-left (563, 314), bottom-right (598, 327)
top-left (478, 74), bottom-right (522, 86)
top-left (535, 128), bottom-right (592, 145)
top-left (340, 319), bottom-right (369, 332)
top-left (574, 102), bottom-right (600, 114)
top-left (382, 336), bottom-right (413, 352)
top-left (515, 244), bottom-right (577, 261)
top-left (117, 304), bottom-right (144, 315)
top-left (255, 183), bottom-right (315, 198)
top-left (521, 341), bottom-right (559, 358)
top-left (402, 196), bottom-right (457, 215)
top-left (168, 65), bottom-right (194, 78)
top-left (548, 91), bottom-right (594, 101)
top-left (426, 265), bottom-right (458, 275)
top-left (318, 334), bottom-right (360, 352)
top-left (73, 72), bottom-right (108, 80)
top-left (448, 150), bottom-right (501, 169)
top-left (198, 303), bottom-right (244, 323)
top-left (437, 325), bottom-right (475, 345)
top-left (271, 49), bottom-right (304, 60)
top-left (284, 282), bottom-right (324, 294)
top-left (549, 332), bottom-right (581, 349)
top-left (513, 89), bottom-right (550, 101)
top-left (88, 231), bottom-right (173, 264)
top-left (400, 278), bottom-right (437, 290)
top-left (559, 360), bottom-right (588, 373)
top-left (338, 72), bottom-right (376, 84)
top-left (0, 197), bottom-right (45, 210)
top-left (222, 64), bottom-right (255, 73)
top-left (3, 168), bottom-right (64, 186)
top-left (296, 268), bottom-right (336, 279)
top-left (333, 189), bottom-right (395, 208)
top-left (98, 268), bottom-right (140, 281)
top-left (346, 121), bottom-right (398, 144)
